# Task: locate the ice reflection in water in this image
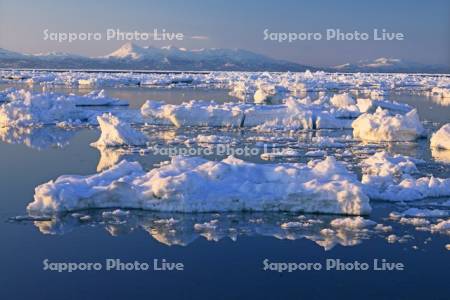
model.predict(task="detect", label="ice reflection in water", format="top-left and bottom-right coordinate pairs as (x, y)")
top-left (20, 210), bottom-right (392, 250)
top-left (0, 125), bottom-right (79, 150)
top-left (431, 148), bottom-right (450, 164)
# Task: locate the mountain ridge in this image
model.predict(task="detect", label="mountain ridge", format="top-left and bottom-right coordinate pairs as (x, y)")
top-left (0, 44), bottom-right (448, 73)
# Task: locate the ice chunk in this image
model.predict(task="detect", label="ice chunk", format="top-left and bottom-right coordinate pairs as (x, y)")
top-left (368, 176), bottom-right (450, 202)
top-left (253, 85), bottom-right (287, 104)
top-left (249, 98), bottom-right (317, 131)
top-left (399, 217), bottom-right (430, 226)
top-left (141, 100), bottom-right (244, 127)
top-left (91, 113), bottom-right (148, 147)
top-left (27, 156), bottom-right (371, 215)
top-left (360, 151), bottom-right (450, 201)
top-left (139, 100), bottom-right (173, 125)
top-left (431, 219), bottom-right (450, 233)
top-left (360, 151), bottom-right (421, 178)
top-left (141, 98), bottom-right (315, 130)
top-left (0, 90), bottom-right (95, 127)
top-left (330, 93), bottom-right (356, 108)
top-left (185, 134), bottom-right (234, 145)
top-left (315, 112), bottom-right (353, 129)
top-left (356, 98), bottom-right (412, 114)
top-left (352, 108), bottom-right (425, 142)
top-left (330, 217), bottom-right (376, 229)
top-left (374, 224), bottom-right (392, 232)
top-left (398, 208), bottom-right (448, 218)
top-left (305, 150), bottom-right (327, 157)
top-left (69, 90), bottom-right (128, 106)
top-left (430, 123), bottom-right (450, 150)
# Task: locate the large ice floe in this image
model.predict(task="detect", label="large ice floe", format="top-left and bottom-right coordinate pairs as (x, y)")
top-left (361, 151), bottom-right (450, 201)
top-left (27, 156), bottom-right (371, 215)
top-left (90, 113), bottom-right (148, 147)
top-left (141, 100), bottom-right (244, 127)
top-left (0, 90), bottom-right (93, 126)
top-left (352, 108), bottom-right (425, 142)
top-left (140, 96), bottom-right (362, 130)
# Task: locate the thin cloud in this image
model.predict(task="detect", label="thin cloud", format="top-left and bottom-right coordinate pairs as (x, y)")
top-left (190, 35), bottom-right (209, 40)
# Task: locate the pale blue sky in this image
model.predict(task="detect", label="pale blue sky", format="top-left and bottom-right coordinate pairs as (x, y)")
top-left (0, 0), bottom-right (449, 66)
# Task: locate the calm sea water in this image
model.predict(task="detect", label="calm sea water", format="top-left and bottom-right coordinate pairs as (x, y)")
top-left (0, 83), bottom-right (449, 300)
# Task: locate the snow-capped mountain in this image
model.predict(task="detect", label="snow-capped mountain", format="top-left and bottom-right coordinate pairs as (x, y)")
top-left (0, 45), bottom-right (448, 73)
top-left (333, 57), bottom-right (450, 73)
top-left (100, 43), bottom-right (312, 71)
top-left (0, 43), bottom-right (311, 71)
top-left (0, 48), bottom-right (27, 59)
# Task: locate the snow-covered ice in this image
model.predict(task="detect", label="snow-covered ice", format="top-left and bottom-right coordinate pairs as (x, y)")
top-left (430, 123), bottom-right (450, 150)
top-left (396, 208), bottom-right (448, 218)
top-left (27, 156), bottom-right (371, 215)
top-left (360, 151), bottom-right (421, 179)
top-left (185, 134), bottom-right (234, 145)
top-left (141, 100), bottom-right (244, 127)
top-left (352, 108), bottom-right (425, 142)
top-left (0, 90), bottom-right (95, 127)
top-left (330, 216), bottom-right (376, 229)
top-left (91, 113), bottom-right (148, 147)
top-left (361, 151), bottom-right (450, 202)
top-left (431, 219), bottom-right (450, 233)
top-left (66, 90), bottom-right (128, 107)
top-left (367, 176), bottom-right (450, 202)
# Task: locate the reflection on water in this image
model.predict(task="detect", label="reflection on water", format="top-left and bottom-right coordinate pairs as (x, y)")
top-left (2, 85), bottom-right (449, 248)
top-left (429, 95), bottom-right (450, 107)
top-left (0, 126), bottom-right (78, 150)
top-left (2, 83), bottom-right (450, 300)
top-left (21, 210), bottom-right (389, 250)
top-left (95, 147), bottom-right (130, 171)
top-left (431, 148), bottom-right (450, 164)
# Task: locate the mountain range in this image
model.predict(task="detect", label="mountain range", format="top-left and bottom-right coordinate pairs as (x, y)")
top-left (0, 43), bottom-right (448, 73)
top-left (333, 57), bottom-right (449, 74)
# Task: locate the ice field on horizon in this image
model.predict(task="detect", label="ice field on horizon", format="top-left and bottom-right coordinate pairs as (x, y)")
top-left (1, 69), bottom-right (449, 249)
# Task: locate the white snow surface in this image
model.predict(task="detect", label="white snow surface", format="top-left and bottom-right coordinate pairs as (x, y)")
top-left (141, 97), bottom-right (361, 130)
top-left (91, 113), bottom-right (148, 147)
top-left (3, 70), bottom-right (448, 97)
top-left (352, 108), bottom-right (425, 142)
top-left (0, 90), bottom-right (95, 127)
top-left (361, 151), bottom-right (450, 202)
top-left (398, 208), bottom-right (448, 218)
top-left (430, 123), bottom-right (450, 150)
top-left (330, 217), bottom-right (376, 229)
top-left (27, 156), bottom-right (371, 215)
